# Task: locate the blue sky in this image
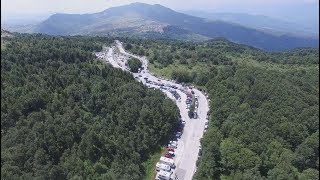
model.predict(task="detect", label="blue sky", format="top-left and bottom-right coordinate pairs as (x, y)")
top-left (1, 0), bottom-right (319, 23)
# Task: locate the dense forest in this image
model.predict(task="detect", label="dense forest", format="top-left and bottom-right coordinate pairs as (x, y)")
top-left (124, 38), bottom-right (319, 179)
top-left (1, 34), bottom-right (180, 179)
top-left (127, 57), bottom-right (142, 73)
top-left (1, 33), bottom-right (319, 179)
top-left (195, 64), bottom-right (319, 179)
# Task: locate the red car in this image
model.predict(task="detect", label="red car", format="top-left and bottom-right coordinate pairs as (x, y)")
top-left (165, 153), bottom-right (173, 159)
top-left (167, 147), bottom-right (175, 152)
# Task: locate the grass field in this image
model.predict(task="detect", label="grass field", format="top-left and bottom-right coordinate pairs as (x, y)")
top-left (149, 62), bottom-right (210, 79)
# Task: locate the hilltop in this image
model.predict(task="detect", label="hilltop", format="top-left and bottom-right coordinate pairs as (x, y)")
top-left (29, 3), bottom-right (319, 51)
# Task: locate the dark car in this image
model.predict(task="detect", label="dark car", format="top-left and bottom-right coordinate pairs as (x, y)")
top-left (193, 112), bottom-right (198, 119)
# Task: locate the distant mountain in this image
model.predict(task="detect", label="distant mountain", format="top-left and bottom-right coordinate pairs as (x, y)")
top-left (2, 24), bottom-right (36, 34)
top-left (181, 11), bottom-right (319, 37)
top-left (1, 29), bottom-right (13, 37)
top-left (33, 2), bottom-right (318, 51)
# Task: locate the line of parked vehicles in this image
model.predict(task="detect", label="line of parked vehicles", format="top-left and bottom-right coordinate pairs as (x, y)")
top-left (169, 90), bottom-right (181, 100)
top-left (184, 90), bottom-right (200, 119)
top-left (155, 118), bottom-right (185, 180)
top-left (101, 45), bottom-right (211, 180)
top-left (143, 78), bottom-right (182, 102)
top-left (132, 71), bottom-right (201, 180)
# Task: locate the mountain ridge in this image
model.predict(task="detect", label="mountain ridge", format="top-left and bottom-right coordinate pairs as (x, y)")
top-left (28, 3), bottom-right (320, 51)
top-left (181, 11), bottom-right (319, 38)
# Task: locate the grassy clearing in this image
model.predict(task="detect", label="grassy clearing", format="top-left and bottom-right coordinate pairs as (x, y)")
top-left (143, 147), bottom-right (166, 180)
top-left (149, 62), bottom-right (210, 80)
top-left (149, 63), bottom-right (173, 79)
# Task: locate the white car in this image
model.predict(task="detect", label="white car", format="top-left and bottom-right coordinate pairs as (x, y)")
top-left (204, 125), bottom-right (208, 130)
top-left (168, 143), bottom-right (177, 149)
top-left (156, 162), bottom-right (171, 172)
top-left (168, 151), bottom-right (174, 156)
top-left (170, 141), bottom-right (178, 148)
top-left (175, 132), bottom-right (182, 138)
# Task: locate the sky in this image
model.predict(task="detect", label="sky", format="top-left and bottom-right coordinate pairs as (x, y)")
top-left (1, 0), bottom-right (319, 24)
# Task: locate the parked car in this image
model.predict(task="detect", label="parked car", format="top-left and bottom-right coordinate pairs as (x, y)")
top-left (193, 112), bottom-right (198, 119)
top-left (167, 144), bottom-right (175, 149)
top-left (156, 162), bottom-right (171, 172)
top-left (159, 157), bottom-right (175, 168)
top-left (177, 127), bottom-right (183, 132)
top-left (198, 147), bottom-right (202, 157)
top-left (167, 147), bottom-right (175, 152)
top-left (170, 140), bottom-right (178, 144)
top-left (167, 151), bottom-right (175, 156)
top-left (175, 132), bottom-right (182, 138)
top-left (165, 153), bottom-right (173, 159)
top-left (169, 141), bottom-right (178, 148)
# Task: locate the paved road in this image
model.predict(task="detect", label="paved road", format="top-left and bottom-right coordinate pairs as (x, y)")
top-left (97, 41), bottom-right (210, 180)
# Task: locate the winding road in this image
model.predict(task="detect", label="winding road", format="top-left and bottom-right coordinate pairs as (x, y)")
top-left (96, 40), bottom-right (210, 180)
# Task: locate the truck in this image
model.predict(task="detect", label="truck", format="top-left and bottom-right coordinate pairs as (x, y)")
top-left (156, 162), bottom-right (171, 172)
top-left (159, 156), bottom-right (175, 168)
top-left (155, 170), bottom-right (172, 180)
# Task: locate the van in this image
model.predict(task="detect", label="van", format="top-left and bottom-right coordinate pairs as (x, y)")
top-left (155, 170), bottom-right (172, 180)
top-left (159, 156), bottom-right (175, 168)
top-left (156, 162), bottom-right (171, 172)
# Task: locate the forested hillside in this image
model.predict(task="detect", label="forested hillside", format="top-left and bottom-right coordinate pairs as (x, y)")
top-left (1, 34), bottom-right (179, 179)
top-left (123, 38), bottom-right (319, 179)
top-left (195, 64), bottom-right (319, 179)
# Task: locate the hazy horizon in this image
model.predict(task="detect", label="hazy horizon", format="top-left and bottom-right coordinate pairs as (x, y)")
top-left (1, 0), bottom-right (319, 30)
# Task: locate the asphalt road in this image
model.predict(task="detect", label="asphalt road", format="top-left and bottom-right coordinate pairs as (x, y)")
top-left (97, 41), bottom-right (210, 180)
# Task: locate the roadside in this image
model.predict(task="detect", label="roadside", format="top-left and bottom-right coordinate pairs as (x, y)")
top-left (97, 41), bottom-right (210, 180)
top-left (143, 147), bottom-right (167, 180)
